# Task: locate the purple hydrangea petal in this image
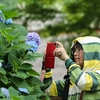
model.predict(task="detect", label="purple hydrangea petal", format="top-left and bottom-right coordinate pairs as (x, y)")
top-left (25, 41), bottom-right (39, 52)
top-left (5, 18), bottom-right (13, 24)
top-left (1, 87), bottom-right (10, 98)
top-left (26, 32), bottom-right (41, 46)
top-left (18, 88), bottom-right (28, 94)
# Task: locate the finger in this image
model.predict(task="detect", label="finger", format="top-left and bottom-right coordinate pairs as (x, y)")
top-left (56, 52), bottom-right (61, 57)
top-left (55, 41), bottom-right (63, 48)
top-left (58, 52), bottom-right (61, 56)
top-left (53, 48), bottom-right (57, 56)
top-left (53, 48), bottom-right (61, 56)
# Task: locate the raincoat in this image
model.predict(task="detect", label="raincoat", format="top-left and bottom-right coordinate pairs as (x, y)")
top-left (42, 36), bottom-right (100, 100)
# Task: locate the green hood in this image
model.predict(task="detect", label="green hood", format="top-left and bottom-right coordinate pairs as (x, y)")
top-left (71, 36), bottom-right (100, 72)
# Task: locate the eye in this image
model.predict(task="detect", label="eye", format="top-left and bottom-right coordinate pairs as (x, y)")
top-left (77, 48), bottom-right (81, 51)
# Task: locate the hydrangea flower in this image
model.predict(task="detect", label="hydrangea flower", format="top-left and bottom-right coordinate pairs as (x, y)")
top-left (4, 18), bottom-right (13, 24)
top-left (1, 87), bottom-right (10, 98)
top-left (18, 88), bottom-right (28, 94)
top-left (25, 41), bottom-right (39, 52)
top-left (25, 32), bottom-right (41, 52)
top-left (26, 32), bottom-right (41, 45)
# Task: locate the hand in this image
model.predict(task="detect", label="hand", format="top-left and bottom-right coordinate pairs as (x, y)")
top-left (53, 41), bottom-right (69, 61)
top-left (40, 69), bottom-right (46, 82)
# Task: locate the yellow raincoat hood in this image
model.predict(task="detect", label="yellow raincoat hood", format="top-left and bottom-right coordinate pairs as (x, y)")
top-left (72, 36), bottom-right (100, 72)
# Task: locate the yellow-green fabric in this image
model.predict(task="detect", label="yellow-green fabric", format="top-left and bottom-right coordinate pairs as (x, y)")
top-left (43, 36), bottom-right (100, 100)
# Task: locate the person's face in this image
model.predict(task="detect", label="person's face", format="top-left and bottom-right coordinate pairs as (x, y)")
top-left (73, 47), bottom-right (84, 69)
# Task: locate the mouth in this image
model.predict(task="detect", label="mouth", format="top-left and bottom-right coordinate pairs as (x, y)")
top-left (74, 58), bottom-right (79, 62)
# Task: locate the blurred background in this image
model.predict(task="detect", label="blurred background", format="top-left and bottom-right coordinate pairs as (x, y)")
top-left (1, 0), bottom-right (100, 80)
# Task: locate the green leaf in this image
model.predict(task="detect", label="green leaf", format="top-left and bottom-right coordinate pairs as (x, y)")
top-left (0, 22), bottom-right (6, 30)
top-left (24, 95), bottom-right (37, 100)
top-left (0, 35), bottom-right (10, 47)
top-left (19, 63), bottom-right (33, 70)
top-left (9, 49), bottom-right (20, 60)
top-left (16, 70), bottom-right (27, 79)
top-left (27, 69), bottom-right (40, 76)
top-left (7, 23), bottom-right (28, 36)
top-left (9, 30), bottom-right (26, 43)
top-left (0, 68), bottom-right (6, 74)
top-left (11, 43), bottom-right (31, 50)
top-left (30, 52), bottom-right (43, 58)
top-left (0, 30), bottom-right (16, 42)
top-left (4, 11), bottom-right (17, 19)
top-left (9, 77), bottom-right (30, 88)
top-left (8, 52), bottom-right (19, 70)
top-left (11, 96), bottom-right (24, 100)
top-left (25, 52), bottom-right (43, 62)
top-left (0, 45), bottom-right (6, 54)
top-left (8, 86), bottom-right (19, 97)
top-left (0, 36), bottom-right (11, 55)
top-left (0, 48), bottom-right (11, 56)
top-left (27, 76), bottom-right (44, 86)
top-left (0, 73), bottom-right (8, 84)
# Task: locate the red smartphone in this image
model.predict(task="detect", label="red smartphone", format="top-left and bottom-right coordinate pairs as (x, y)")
top-left (44, 42), bottom-right (56, 69)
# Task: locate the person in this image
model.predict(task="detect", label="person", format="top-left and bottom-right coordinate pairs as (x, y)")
top-left (40, 36), bottom-right (100, 100)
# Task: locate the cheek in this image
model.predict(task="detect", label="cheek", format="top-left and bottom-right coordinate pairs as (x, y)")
top-left (80, 53), bottom-right (84, 63)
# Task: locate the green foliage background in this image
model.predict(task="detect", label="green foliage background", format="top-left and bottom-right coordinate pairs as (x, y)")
top-left (1, 0), bottom-right (100, 37)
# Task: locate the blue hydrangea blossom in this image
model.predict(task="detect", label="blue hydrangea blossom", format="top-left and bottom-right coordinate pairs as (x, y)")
top-left (4, 18), bottom-right (13, 24)
top-left (18, 88), bottom-right (28, 94)
top-left (1, 87), bottom-right (10, 98)
top-left (26, 32), bottom-right (41, 52)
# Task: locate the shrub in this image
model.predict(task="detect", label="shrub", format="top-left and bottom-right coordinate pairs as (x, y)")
top-left (0, 5), bottom-right (50, 100)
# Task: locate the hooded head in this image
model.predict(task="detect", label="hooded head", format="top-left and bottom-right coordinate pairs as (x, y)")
top-left (71, 36), bottom-right (100, 72)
